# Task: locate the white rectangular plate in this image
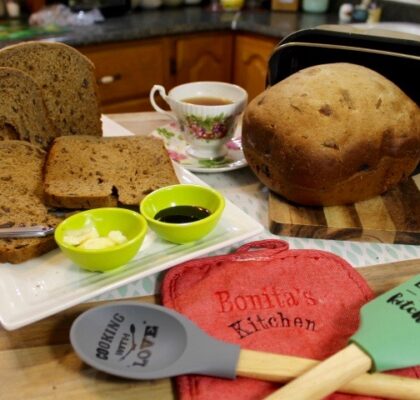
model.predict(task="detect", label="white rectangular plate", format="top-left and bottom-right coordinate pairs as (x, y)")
top-left (0, 117), bottom-right (263, 330)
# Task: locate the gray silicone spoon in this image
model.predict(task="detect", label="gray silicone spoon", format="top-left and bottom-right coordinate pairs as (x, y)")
top-left (69, 302), bottom-right (420, 400)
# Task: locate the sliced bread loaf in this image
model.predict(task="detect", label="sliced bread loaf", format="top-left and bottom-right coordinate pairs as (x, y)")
top-left (0, 141), bottom-right (63, 264)
top-left (0, 41), bottom-right (102, 139)
top-left (44, 135), bottom-right (179, 209)
top-left (0, 67), bottom-right (58, 148)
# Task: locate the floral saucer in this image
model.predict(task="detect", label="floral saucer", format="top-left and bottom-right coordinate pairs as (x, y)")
top-left (150, 121), bottom-right (248, 173)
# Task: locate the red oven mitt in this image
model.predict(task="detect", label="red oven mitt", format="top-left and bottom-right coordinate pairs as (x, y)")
top-left (161, 239), bottom-right (420, 400)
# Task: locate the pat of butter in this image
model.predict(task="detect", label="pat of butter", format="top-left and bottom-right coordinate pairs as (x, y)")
top-left (79, 237), bottom-right (115, 250)
top-left (108, 230), bottom-right (127, 244)
top-left (63, 225), bottom-right (128, 249)
top-left (63, 226), bottom-right (99, 246)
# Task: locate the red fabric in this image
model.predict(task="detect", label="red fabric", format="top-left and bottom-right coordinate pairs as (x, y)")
top-left (161, 239), bottom-right (420, 400)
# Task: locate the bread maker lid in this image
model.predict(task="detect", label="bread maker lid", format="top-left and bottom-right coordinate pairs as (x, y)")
top-left (267, 24), bottom-right (420, 104)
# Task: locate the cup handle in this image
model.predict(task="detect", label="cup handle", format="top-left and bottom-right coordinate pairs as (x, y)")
top-left (149, 85), bottom-right (177, 121)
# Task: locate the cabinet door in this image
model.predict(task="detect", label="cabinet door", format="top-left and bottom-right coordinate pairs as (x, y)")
top-left (233, 34), bottom-right (279, 101)
top-left (175, 33), bottom-right (233, 85)
top-left (79, 39), bottom-right (170, 112)
top-left (100, 98), bottom-right (153, 114)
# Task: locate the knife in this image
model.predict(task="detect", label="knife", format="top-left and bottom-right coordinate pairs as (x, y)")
top-left (0, 226), bottom-right (55, 238)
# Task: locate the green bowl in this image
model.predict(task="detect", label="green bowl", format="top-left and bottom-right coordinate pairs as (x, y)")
top-left (54, 208), bottom-right (148, 272)
top-left (140, 184), bottom-right (225, 244)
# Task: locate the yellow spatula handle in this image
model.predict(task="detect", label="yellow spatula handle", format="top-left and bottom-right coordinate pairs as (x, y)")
top-left (237, 348), bottom-right (420, 399)
top-left (256, 344), bottom-right (372, 400)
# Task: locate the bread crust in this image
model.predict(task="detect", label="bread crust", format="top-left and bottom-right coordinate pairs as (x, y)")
top-left (44, 135), bottom-right (180, 209)
top-left (0, 67), bottom-right (58, 148)
top-left (0, 43), bottom-right (102, 263)
top-left (0, 41), bottom-right (102, 139)
top-left (243, 63), bottom-right (420, 206)
top-left (0, 237), bottom-right (58, 264)
top-left (0, 141), bottom-right (63, 264)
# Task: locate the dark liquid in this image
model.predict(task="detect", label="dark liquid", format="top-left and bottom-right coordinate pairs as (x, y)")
top-left (154, 205), bottom-right (211, 224)
top-left (182, 96), bottom-right (233, 106)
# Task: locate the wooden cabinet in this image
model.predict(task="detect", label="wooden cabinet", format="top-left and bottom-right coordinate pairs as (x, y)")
top-left (233, 34), bottom-right (279, 101)
top-left (79, 39), bottom-right (170, 113)
top-left (173, 33), bottom-right (233, 85)
top-left (78, 32), bottom-right (276, 113)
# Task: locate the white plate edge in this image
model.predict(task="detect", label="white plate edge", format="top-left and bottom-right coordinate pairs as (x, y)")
top-left (0, 118), bottom-right (263, 330)
top-left (2, 222), bottom-right (262, 330)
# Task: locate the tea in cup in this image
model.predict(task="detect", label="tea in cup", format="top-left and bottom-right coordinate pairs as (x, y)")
top-left (150, 81), bottom-right (248, 159)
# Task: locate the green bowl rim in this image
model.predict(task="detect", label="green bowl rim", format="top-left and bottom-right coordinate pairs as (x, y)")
top-left (139, 184), bottom-right (225, 228)
top-left (55, 207), bottom-right (148, 254)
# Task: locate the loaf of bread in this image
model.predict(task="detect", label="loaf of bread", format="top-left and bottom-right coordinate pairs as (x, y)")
top-left (44, 135), bottom-right (179, 209)
top-left (0, 42), bottom-right (102, 139)
top-left (243, 63), bottom-right (420, 206)
top-left (0, 67), bottom-right (58, 148)
top-left (0, 141), bottom-right (63, 264)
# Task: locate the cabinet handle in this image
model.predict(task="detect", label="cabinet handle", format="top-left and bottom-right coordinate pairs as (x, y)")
top-left (98, 73), bottom-right (122, 85)
top-left (169, 58), bottom-right (177, 76)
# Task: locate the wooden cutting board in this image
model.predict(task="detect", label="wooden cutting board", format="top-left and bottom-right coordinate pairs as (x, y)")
top-left (269, 172), bottom-right (420, 244)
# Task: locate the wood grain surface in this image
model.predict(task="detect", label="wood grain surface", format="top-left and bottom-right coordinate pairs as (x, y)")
top-left (2, 113), bottom-right (419, 400)
top-left (1, 258), bottom-right (420, 400)
top-left (269, 173), bottom-right (420, 244)
top-left (0, 296), bottom-right (177, 400)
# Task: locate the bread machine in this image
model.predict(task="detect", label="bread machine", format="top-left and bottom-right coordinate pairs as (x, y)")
top-left (267, 24), bottom-right (420, 105)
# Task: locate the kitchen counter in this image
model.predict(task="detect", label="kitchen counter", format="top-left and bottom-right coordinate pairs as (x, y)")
top-left (0, 8), bottom-right (338, 48)
top-left (0, 259), bottom-right (418, 400)
top-left (1, 0), bottom-right (419, 48)
top-left (0, 112), bottom-right (419, 400)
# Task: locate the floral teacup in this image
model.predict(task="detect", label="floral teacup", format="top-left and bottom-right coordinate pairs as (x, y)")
top-left (150, 81), bottom-right (247, 159)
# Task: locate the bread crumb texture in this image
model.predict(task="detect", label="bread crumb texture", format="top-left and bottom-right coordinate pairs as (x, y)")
top-left (243, 63), bottom-right (420, 206)
top-left (0, 41), bottom-right (102, 141)
top-left (44, 135), bottom-right (179, 209)
top-left (0, 141), bottom-right (63, 264)
top-left (0, 67), bottom-right (59, 148)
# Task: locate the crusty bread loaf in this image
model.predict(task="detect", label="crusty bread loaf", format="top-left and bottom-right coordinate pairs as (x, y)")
top-left (44, 135), bottom-right (179, 209)
top-left (0, 141), bottom-right (63, 264)
top-left (243, 63), bottom-right (420, 206)
top-left (0, 67), bottom-right (58, 148)
top-left (0, 41), bottom-right (102, 139)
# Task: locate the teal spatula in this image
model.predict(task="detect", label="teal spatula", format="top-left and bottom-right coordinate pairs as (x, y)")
top-left (264, 275), bottom-right (420, 400)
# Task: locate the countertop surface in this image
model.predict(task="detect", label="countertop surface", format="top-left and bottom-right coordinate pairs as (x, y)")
top-left (1, 112), bottom-right (420, 400)
top-left (1, 1), bottom-right (419, 48)
top-left (0, 8), bottom-right (339, 48)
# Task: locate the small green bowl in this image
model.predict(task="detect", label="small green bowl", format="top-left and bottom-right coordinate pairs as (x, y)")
top-left (140, 184), bottom-right (225, 244)
top-left (55, 208), bottom-right (148, 272)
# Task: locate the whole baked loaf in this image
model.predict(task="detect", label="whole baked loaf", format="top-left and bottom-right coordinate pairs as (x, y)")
top-left (0, 41), bottom-right (102, 139)
top-left (44, 135), bottom-right (179, 209)
top-left (0, 67), bottom-right (58, 148)
top-left (0, 141), bottom-right (63, 264)
top-left (242, 63), bottom-right (420, 206)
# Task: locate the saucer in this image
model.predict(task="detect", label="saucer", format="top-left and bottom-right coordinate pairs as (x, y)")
top-left (150, 122), bottom-right (248, 173)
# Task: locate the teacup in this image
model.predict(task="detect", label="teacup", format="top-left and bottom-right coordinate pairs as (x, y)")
top-left (150, 81), bottom-right (248, 159)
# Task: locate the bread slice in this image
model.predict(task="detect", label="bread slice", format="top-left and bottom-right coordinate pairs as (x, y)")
top-left (0, 41), bottom-right (102, 139)
top-left (0, 67), bottom-right (58, 148)
top-left (44, 135), bottom-right (179, 209)
top-left (0, 141), bottom-right (63, 264)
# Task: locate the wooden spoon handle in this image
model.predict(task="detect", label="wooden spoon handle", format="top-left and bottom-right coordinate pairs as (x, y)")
top-left (257, 343), bottom-right (371, 400)
top-left (237, 348), bottom-right (420, 400)
top-left (358, 258), bottom-right (420, 295)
